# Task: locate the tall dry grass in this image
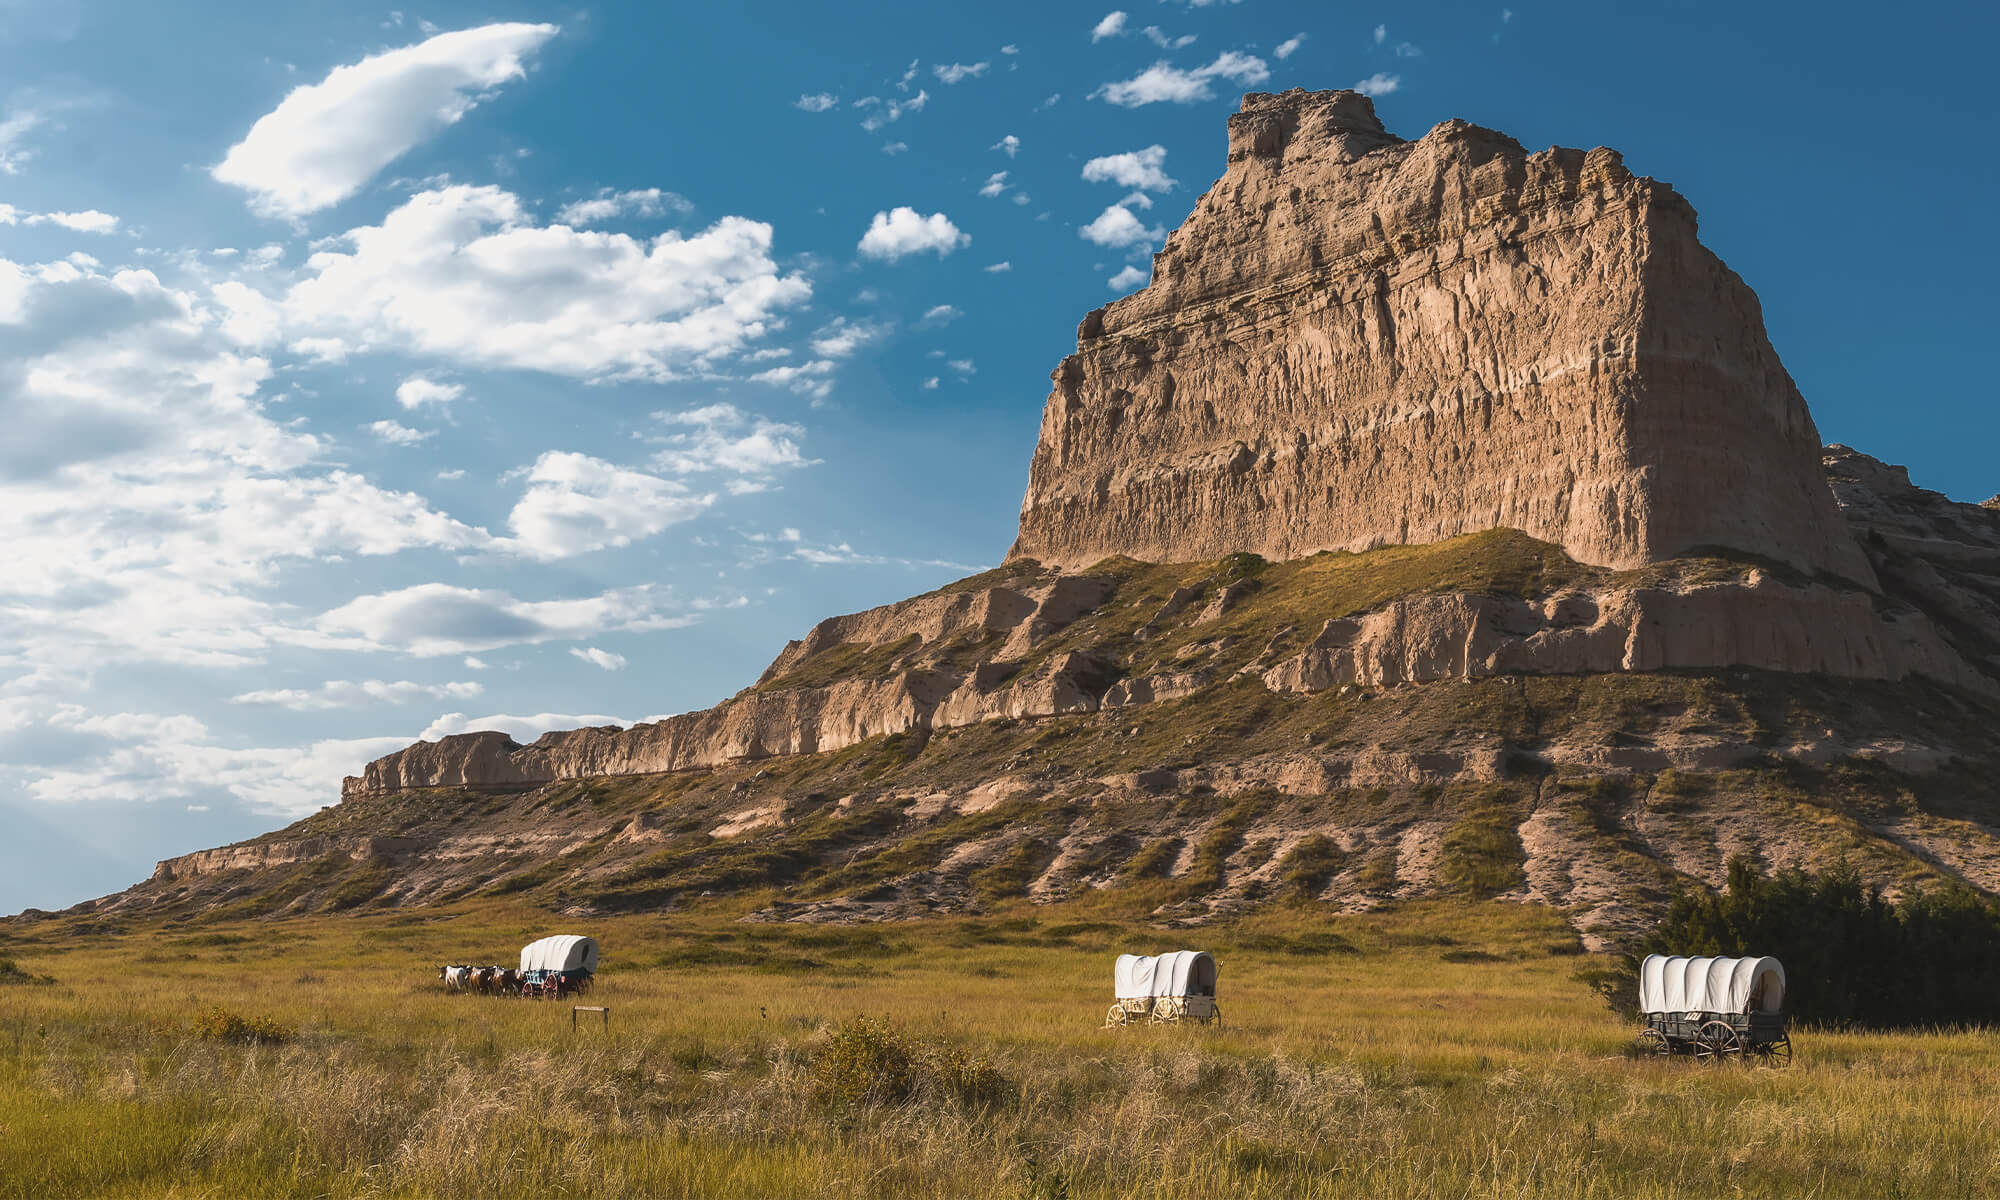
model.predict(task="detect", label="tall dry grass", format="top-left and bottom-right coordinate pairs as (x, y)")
top-left (3, 899), bottom-right (1998, 1197)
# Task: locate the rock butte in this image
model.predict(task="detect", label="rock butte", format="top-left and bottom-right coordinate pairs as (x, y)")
top-left (334, 90), bottom-right (1996, 802)
top-left (1011, 89), bottom-right (1875, 583)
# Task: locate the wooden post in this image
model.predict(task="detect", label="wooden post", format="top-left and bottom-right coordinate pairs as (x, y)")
top-left (572, 1005), bottom-right (609, 1032)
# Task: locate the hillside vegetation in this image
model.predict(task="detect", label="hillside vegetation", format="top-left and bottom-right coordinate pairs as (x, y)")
top-left (87, 530), bottom-right (2000, 947)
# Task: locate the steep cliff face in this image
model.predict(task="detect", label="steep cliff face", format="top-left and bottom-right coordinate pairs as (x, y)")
top-left (1010, 89), bottom-right (1872, 584)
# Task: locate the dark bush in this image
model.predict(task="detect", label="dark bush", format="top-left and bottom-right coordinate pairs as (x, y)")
top-left (0, 957), bottom-right (54, 986)
top-left (188, 1005), bottom-right (294, 1044)
top-left (809, 1017), bottom-right (1011, 1114)
top-left (1633, 856), bottom-right (2000, 1026)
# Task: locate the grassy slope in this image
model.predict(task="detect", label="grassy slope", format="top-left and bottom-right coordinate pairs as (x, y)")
top-left (4, 901), bottom-right (1997, 1198)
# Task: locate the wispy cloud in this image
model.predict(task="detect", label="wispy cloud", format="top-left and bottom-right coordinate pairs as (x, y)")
top-left (569, 646), bottom-right (627, 671)
top-left (212, 22), bottom-right (560, 217)
top-left (1093, 51), bottom-right (1268, 106)
top-left (933, 62), bottom-right (988, 84)
top-left (366, 419), bottom-right (434, 445)
top-left (555, 187), bottom-right (690, 226)
top-left (231, 679), bottom-right (483, 710)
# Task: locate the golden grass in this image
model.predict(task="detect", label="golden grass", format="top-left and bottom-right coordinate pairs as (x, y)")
top-left (4, 899), bottom-right (1998, 1198)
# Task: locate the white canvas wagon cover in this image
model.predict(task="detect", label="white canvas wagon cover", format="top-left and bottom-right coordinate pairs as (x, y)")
top-left (1114, 951), bottom-right (1218, 1000)
top-left (1639, 954), bottom-right (1784, 1015)
top-left (520, 934), bottom-right (599, 974)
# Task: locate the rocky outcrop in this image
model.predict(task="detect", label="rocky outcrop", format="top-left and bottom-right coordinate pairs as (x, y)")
top-left (1825, 445), bottom-right (2000, 679)
top-left (344, 579), bottom-right (1123, 799)
top-left (345, 521), bottom-right (1992, 801)
top-left (1010, 89), bottom-right (1873, 585)
top-left (1260, 575), bottom-right (1988, 695)
top-left (150, 836), bottom-right (423, 882)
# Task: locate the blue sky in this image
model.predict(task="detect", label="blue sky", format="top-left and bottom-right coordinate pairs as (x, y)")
top-left (2, 0), bottom-right (1994, 912)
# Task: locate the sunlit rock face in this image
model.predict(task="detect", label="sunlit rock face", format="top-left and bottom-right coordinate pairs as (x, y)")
top-left (1009, 88), bottom-right (1874, 586)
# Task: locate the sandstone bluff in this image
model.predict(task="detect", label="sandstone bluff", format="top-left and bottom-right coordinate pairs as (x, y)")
top-left (68, 91), bottom-right (2000, 945)
top-left (1010, 90), bottom-right (1873, 583)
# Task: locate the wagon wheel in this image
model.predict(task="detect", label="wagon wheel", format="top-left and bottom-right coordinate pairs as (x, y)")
top-left (1212, 1004), bottom-right (1223, 1031)
top-left (1105, 1003), bottom-right (1129, 1028)
top-left (1694, 1021), bottom-right (1742, 1063)
top-left (1635, 1028), bottom-right (1670, 1057)
top-left (1750, 1033), bottom-right (1792, 1068)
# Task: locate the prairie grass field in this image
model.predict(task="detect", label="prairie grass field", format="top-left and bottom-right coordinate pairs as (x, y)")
top-left (3, 898), bottom-right (1997, 1198)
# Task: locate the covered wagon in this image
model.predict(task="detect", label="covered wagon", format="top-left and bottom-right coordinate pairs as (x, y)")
top-left (1637, 954), bottom-right (1790, 1065)
top-left (1105, 951), bottom-right (1221, 1027)
top-left (519, 934), bottom-right (599, 999)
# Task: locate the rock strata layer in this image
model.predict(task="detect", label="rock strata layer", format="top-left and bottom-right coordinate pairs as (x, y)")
top-left (345, 457), bottom-right (1992, 801)
top-left (1009, 88), bottom-right (1873, 585)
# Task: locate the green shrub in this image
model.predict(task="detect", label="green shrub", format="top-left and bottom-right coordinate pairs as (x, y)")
top-left (810, 1017), bottom-right (917, 1110)
top-left (188, 1005), bottom-right (294, 1044)
top-left (0, 958), bottom-right (54, 986)
top-left (808, 1017), bottom-right (1011, 1114)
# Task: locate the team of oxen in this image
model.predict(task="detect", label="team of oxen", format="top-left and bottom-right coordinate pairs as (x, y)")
top-left (437, 935), bottom-right (600, 1000)
top-left (437, 964), bottom-right (526, 995)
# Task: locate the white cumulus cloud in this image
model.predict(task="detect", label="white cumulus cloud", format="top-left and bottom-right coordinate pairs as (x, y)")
top-left (1080, 203), bottom-right (1163, 248)
top-left (857, 207), bottom-right (968, 261)
top-left (794, 92), bottom-right (839, 112)
top-left (212, 23), bottom-right (560, 217)
top-left (265, 185), bottom-right (810, 380)
top-left (1109, 264), bottom-right (1149, 291)
top-left (1092, 11), bottom-right (1129, 41)
top-left (1081, 145), bottom-right (1176, 191)
top-left (1275, 33), bottom-right (1306, 59)
top-left (1092, 51), bottom-right (1268, 106)
top-left (396, 377), bottom-right (463, 410)
top-left (503, 451), bottom-right (711, 561)
top-left (1354, 73), bottom-right (1401, 97)
top-left (991, 134), bottom-right (1020, 157)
